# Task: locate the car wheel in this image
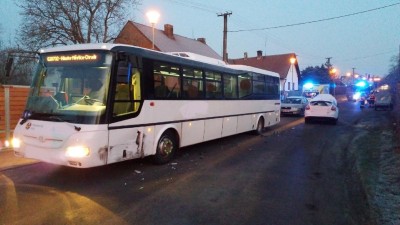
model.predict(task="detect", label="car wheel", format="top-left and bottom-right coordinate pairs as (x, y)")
top-left (300, 109), bottom-right (305, 116)
top-left (153, 131), bottom-right (177, 165)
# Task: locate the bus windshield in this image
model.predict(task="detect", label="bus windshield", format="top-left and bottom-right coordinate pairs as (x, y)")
top-left (25, 51), bottom-right (113, 124)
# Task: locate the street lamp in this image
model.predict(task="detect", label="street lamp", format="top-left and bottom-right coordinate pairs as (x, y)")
top-left (329, 68), bottom-right (337, 78)
top-left (146, 10), bottom-right (160, 50)
top-left (290, 57), bottom-right (296, 91)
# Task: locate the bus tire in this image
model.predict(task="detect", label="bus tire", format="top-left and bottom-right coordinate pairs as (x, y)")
top-left (153, 131), bottom-right (177, 165)
top-left (254, 117), bottom-right (264, 135)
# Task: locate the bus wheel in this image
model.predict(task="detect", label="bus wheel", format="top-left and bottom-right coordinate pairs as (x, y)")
top-left (254, 117), bottom-right (264, 135)
top-left (153, 131), bottom-right (177, 164)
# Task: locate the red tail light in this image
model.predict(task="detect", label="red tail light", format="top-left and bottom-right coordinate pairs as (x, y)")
top-left (305, 105), bottom-right (310, 110)
top-left (331, 105), bottom-right (337, 111)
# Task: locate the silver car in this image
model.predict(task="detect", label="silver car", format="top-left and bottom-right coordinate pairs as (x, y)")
top-left (281, 96), bottom-right (308, 116)
top-left (374, 91), bottom-right (393, 110)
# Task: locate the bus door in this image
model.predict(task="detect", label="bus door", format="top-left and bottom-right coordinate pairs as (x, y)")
top-left (108, 55), bottom-right (152, 164)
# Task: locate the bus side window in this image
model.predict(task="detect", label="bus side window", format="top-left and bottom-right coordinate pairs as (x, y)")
top-left (205, 71), bottom-right (222, 99)
top-left (153, 62), bottom-right (181, 99)
top-left (223, 74), bottom-right (238, 99)
top-left (154, 74), bottom-right (170, 98)
top-left (239, 74), bottom-right (252, 98)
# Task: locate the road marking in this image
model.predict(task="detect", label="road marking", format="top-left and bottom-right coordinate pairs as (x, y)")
top-left (264, 118), bottom-right (304, 136)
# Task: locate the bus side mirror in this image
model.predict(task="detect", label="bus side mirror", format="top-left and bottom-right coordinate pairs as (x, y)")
top-left (5, 57), bottom-right (14, 77)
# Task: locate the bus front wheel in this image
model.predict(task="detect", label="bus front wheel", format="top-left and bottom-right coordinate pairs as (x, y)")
top-left (153, 131), bottom-right (177, 164)
top-left (254, 117), bottom-right (264, 135)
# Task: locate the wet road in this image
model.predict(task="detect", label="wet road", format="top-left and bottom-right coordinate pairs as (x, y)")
top-left (1, 97), bottom-right (383, 225)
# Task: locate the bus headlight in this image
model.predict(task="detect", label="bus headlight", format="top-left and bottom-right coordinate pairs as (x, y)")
top-left (66, 146), bottom-right (90, 158)
top-left (11, 138), bottom-right (21, 148)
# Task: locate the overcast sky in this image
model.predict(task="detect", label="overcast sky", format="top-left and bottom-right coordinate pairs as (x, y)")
top-left (2, 0), bottom-right (399, 77)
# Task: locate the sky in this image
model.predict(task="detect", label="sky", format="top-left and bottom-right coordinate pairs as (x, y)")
top-left (1, 0), bottom-right (399, 77)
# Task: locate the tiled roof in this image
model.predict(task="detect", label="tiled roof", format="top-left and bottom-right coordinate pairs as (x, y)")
top-left (229, 53), bottom-right (299, 79)
top-left (125, 21), bottom-right (222, 60)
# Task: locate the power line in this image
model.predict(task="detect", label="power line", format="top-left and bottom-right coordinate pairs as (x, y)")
top-left (228, 2), bottom-right (400, 32)
top-left (164, 0), bottom-right (222, 14)
top-left (337, 50), bottom-right (398, 62)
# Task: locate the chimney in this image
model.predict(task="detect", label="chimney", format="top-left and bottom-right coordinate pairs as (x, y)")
top-left (197, 38), bottom-right (206, 44)
top-left (257, 50), bottom-right (262, 59)
top-left (164, 24), bottom-right (174, 39)
top-left (244, 52), bottom-right (248, 60)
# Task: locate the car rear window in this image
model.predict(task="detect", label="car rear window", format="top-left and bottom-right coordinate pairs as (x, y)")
top-left (284, 98), bottom-right (302, 104)
top-left (310, 101), bottom-right (332, 106)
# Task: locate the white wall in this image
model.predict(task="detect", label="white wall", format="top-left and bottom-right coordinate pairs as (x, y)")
top-left (283, 64), bottom-right (298, 91)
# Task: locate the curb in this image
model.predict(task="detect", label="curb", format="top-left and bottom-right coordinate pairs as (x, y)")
top-left (0, 149), bottom-right (39, 171)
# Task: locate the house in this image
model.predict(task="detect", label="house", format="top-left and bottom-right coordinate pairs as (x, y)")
top-left (229, 51), bottom-right (300, 93)
top-left (114, 21), bottom-right (221, 60)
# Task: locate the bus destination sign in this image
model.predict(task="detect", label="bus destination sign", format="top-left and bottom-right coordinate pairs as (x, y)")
top-left (46, 54), bottom-right (99, 63)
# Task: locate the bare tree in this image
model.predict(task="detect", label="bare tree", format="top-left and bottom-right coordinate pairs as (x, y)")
top-left (17, 0), bottom-right (140, 50)
top-left (0, 47), bottom-right (36, 85)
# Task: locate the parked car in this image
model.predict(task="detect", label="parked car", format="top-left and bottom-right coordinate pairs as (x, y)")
top-left (304, 94), bottom-right (339, 124)
top-left (374, 91), bottom-right (393, 110)
top-left (281, 96), bottom-right (308, 116)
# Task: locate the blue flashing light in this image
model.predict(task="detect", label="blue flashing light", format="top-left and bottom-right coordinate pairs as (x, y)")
top-left (355, 81), bottom-right (366, 88)
top-left (303, 82), bottom-right (314, 89)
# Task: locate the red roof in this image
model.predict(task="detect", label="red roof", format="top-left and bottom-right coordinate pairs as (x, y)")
top-left (115, 21), bottom-right (222, 60)
top-left (229, 53), bottom-right (300, 79)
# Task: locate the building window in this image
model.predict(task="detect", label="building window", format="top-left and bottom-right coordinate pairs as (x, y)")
top-left (288, 82), bottom-right (291, 90)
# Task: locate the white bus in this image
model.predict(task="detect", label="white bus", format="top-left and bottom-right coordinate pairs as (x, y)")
top-left (12, 43), bottom-right (280, 168)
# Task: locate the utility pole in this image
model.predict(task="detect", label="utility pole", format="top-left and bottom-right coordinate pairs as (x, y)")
top-left (352, 67), bottom-right (356, 84)
top-left (325, 57), bottom-right (332, 68)
top-left (218, 11), bottom-right (232, 62)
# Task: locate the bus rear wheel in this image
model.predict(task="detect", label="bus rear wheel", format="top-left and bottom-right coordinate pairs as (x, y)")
top-left (153, 131), bottom-right (177, 164)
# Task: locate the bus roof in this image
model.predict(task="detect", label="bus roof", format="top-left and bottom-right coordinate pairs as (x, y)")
top-left (38, 43), bottom-right (279, 78)
top-left (168, 52), bottom-right (227, 67)
top-left (228, 64), bottom-right (279, 78)
top-left (39, 43), bottom-right (136, 53)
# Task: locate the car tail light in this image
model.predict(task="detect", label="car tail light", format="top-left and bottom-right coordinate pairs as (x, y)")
top-left (305, 104), bottom-right (310, 110)
top-left (331, 105), bottom-right (337, 111)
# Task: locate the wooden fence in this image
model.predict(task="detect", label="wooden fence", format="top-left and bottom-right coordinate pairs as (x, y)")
top-left (0, 85), bottom-right (30, 148)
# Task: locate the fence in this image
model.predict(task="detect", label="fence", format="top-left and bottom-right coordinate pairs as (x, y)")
top-left (0, 85), bottom-right (30, 149)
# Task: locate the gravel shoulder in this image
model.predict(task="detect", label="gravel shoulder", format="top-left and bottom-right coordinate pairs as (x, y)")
top-left (348, 91), bottom-right (400, 225)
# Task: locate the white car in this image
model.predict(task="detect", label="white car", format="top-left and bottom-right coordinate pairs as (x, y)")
top-left (304, 94), bottom-right (339, 124)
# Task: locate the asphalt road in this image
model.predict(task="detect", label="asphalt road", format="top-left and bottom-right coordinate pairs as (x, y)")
top-left (0, 96), bottom-right (383, 225)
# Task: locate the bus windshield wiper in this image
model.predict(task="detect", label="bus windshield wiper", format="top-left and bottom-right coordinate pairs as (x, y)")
top-left (48, 115), bottom-right (67, 122)
top-left (48, 116), bottom-right (81, 131)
